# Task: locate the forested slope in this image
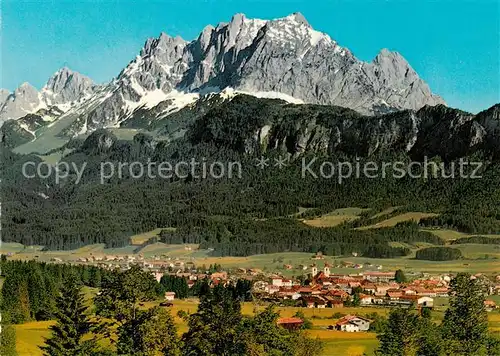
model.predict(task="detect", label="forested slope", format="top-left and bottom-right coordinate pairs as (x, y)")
top-left (2, 97), bottom-right (499, 256)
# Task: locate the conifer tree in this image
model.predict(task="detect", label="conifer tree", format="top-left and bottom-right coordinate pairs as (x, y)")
top-left (441, 273), bottom-right (489, 355)
top-left (376, 308), bottom-right (420, 356)
top-left (0, 310), bottom-right (17, 356)
top-left (394, 269), bottom-right (407, 283)
top-left (181, 285), bottom-right (244, 356)
top-left (40, 275), bottom-right (97, 356)
top-left (16, 279), bottom-right (31, 323)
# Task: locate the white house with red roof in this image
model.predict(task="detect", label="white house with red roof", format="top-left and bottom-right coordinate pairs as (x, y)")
top-left (334, 315), bottom-right (371, 332)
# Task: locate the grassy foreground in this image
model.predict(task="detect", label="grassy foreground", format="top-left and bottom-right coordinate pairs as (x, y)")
top-left (14, 296), bottom-right (500, 356)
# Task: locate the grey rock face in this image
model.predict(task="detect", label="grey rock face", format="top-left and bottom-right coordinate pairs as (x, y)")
top-left (62, 12), bottom-right (445, 133)
top-left (0, 83), bottom-right (42, 123)
top-left (0, 67), bottom-right (97, 125)
top-left (475, 104), bottom-right (500, 157)
top-left (189, 95), bottom-right (499, 160)
top-left (0, 89), bottom-right (10, 107)
top-left (180, 13), bottom-right (268, 90)
top-left (223, 15), bottom-right (444, 114)
top-left (42, 67), bottom-right (96, 104)
top-left (7, 12), bottom-right (446, 142)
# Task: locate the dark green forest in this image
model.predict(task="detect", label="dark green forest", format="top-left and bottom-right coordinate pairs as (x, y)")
top-left (414, 246), bottom-right (463, 261)
top-left (2, 97), bottom-right (500, 257)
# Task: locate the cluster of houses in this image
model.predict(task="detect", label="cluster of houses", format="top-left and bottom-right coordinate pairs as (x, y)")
top-left (62, 253), bottom-right (199, 272)
top-left (154, 270), bottom-right (229, 290)
top-left (254, 263), bottom-right (500, 313)
top-left (46, 250), bottom-right (500, 317)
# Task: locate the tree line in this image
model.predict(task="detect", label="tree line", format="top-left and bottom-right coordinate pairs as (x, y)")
top-left (414, 246), bottom-right (464, 261)
top-left (1, 112), bottom-right (500, 253)
top-left (38, 265), bottom-right (322, 356)
top-left (0, 258), bottom-right (109, 324)
top-left (375, 273), bottom-right (500, 356)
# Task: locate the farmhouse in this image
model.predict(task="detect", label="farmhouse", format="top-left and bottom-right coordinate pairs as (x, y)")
top-left (211, 272), bottom-right (227, 280)
top-left (164, 292), bottom-right (175, 301)
top-left (272, 277), bottom-right (284, 287)
top-left (152, 271), bottom-right (163, 282)
top-left (359, 294), bottom-right (373, 306)
top-left (334, 315), bottom-right (371, 332)
top-left (387, 289), bottom-right (404, 300)
top-left (485, 300), bottom-right (497, 311)
top-left (278, 289), bottom-right (301, 300)
top-left (277, 318), bottom-right (304, 330)
top-left (399, 295), bottom-right (434, 308)
top-left (363, 271), bottom-right (395, 282)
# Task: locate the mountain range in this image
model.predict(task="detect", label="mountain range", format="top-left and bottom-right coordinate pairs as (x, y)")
top-left (1, 12), bottom-right (447, 154)
top-left (2, 13), bottom-right (500, 254)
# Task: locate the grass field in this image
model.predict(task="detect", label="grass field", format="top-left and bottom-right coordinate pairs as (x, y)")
top-left (107, 128), bottom-right (142, 140)
top-left (187, 252), bottom-right (500, 274)
top-left (5, 241), bottom-right (500, 274)
top-left (3, 205), bottom-right (500, 276)
top-left (302, 208), bottom-right (370, 228)
top-left (38, 148), bottom-right (75, 165)
top-left (311, 331), bottom-right (378, 356)
top-left (369, 207), bottom-right (402, 220)
top-left (454, 244), bottom-right (500, 259)
top-left (139, 243), bottom-right (199, 258)
top-left (13, 301), bottom-right (391, 356)
top-left (0, 244), bottom-right (45, 255)
top-left (13, 111), bottom-right (80, 155)
top-left (422, 228), bottom-right (500, 242)
top-left (16, 321), bottom-right (54, 355)
top-left (129, 228), bottom-right (176, 245)
top-left (14, 298), bottom-right (500, 356)
top-left (357, 212), bottom-right (439, 230)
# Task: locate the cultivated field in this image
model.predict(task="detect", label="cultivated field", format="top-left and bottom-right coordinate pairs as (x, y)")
top-left (14, 296), bottom-right (500, 356)
top-left (422, 228), bottom-right (500, 242)
top-left (302, 208), bottom-right (370, 228)
top-left (357, 212), bottom-right (439, 230)
top-left (129, 228), bottom-right (176, 245)
top-left (4, 241), bottom-right (500, 275)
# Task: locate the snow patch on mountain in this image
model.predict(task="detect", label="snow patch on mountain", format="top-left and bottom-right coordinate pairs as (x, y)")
top-left (6, 11), bottom-right (446, 147)
top-left (239, 90), bottom-right (304, 104)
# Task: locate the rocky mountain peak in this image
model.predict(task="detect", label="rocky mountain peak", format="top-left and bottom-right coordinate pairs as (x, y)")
top-left (16, 82), bottom-right (38, 95)
top-left (198, 25), bottom-right (215, 50)
top-left (477, 104), bottom-right (500, 121)
top-left (373, 49), bottom-right (412, 69)
top-left (282, 12), bottom-right (311, 27)
top-left (263, 12), bottom-right (331, 48)
top-left (4, 12), bottom-right (449, 141)
top-left (43, 67), bottom-right (95, 105)
top-left (229, 13), bottom-right (247, 26)
top-left (0, 89), bottom-right (10, 105)
top-left (141, 32), bottom-right (187, 58)
top-left (370, 48), bottom-right (418, 84)
top-left (0, 82), bottom-right (42, 123)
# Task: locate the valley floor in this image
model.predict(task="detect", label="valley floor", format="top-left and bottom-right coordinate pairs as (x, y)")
top-left (15, 296), bottom-right (500, 356)
top-left (3, 241), bottom-right (500, 275)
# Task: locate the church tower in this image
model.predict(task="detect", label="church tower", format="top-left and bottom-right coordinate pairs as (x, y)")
top-left (311, 264), bottom-right (318, 277)
top-left (324, 262), bottom-right (331, 277)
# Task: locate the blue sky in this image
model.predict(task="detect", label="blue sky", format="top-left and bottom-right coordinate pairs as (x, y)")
top-left (2, 0), bottom-right (499, 113)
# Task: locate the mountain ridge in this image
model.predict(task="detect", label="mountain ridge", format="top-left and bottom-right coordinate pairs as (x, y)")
top-left (0, 67), bottom-right (99, 125)
top-left (1, 12), bottom-right (445, 149)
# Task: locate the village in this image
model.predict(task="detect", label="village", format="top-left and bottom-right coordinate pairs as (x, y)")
top-left (4, 247), bottom-right (500, 356)
top-left (159, 261), bottom-right (500, 332)
top-left (34, 249), bottom-right (500, 333)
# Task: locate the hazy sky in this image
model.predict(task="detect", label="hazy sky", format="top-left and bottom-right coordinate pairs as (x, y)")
top-left (2, 0), bottom-right (499, 113)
